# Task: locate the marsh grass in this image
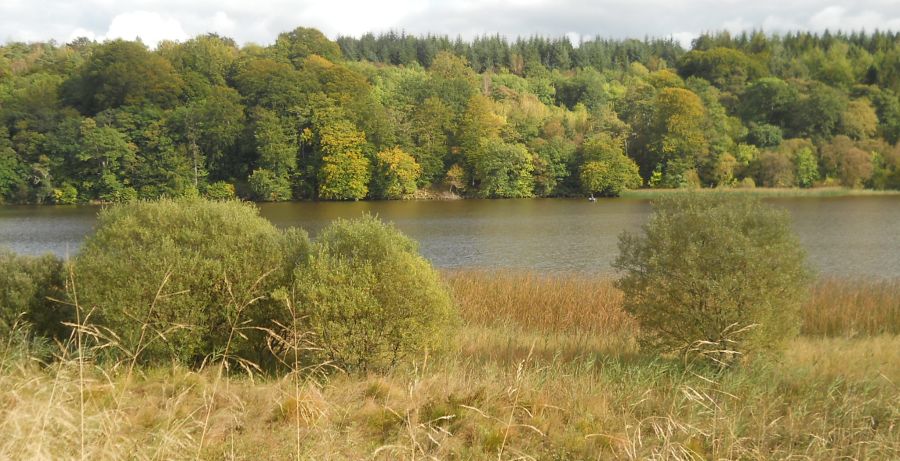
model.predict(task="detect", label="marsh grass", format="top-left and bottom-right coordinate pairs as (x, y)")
top-left (803, 277), bottom-right (900, 336)
top-left (0, 270), bottom-right (898, 460)
top-left (448, 270), bottom-right (900, 338)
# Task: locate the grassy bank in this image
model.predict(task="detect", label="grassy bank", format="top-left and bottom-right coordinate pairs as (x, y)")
top-left (1, 272), bottom-right (898, 460)
top-left (620, 187), bottom-right (900, 199)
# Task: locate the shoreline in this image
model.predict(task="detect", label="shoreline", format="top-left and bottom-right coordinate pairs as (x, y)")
top-left (3, 187), bottom-right (900, 207)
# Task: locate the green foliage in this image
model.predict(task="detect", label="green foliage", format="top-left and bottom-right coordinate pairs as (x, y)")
top-left (614, 193), bottom-right (813, 367)
top-left (839, 99), bottom-right (879, 140)
top-left (290, 215), bottom-right (456, 373)
top-left (61, 40), bottom-right (184, 114)
top-left (0, 249), bottom-right (68, 339)
top-left (372, 147), bottom-right (421, 199)
top-left (678, 47), bottom-right (766, 91)
top-left (780, 139), bottom-right (819, 188)
top-left (789, 81), bottom-right (847, 139)
top-left (73, 199), bottom-right (311, 364)
top-left (641, 88), bottom-right (709, 186)
top-left (203, 181), bottom-right (236, 200)
top-left (738, 78), bottom-right (797, 127)
top-left (471, 139), bottom-right (534, 198)
top-left (51, 183), bottom-right (79, 204)
top-left (409, 97), bottom-right (453, 185)
top-left (3, 28), bottom-right (900, 204)
top-left (317, 120), bottom-right (371, 200)
top-left (746, 123), bottom-right (783, 148)
top-left (273, 27), bottom-right (342, 67)
top-left (578, 134), bottom-right (641, 196)
top-left (252, 108), bottom-right (297, 175)
top-left (248, 168), bottom-right (292, 201)
top-left (0, 129), bottom-right (24, 201)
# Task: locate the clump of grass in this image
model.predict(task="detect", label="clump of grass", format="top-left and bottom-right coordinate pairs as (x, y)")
top-left (446, 270), bottom-right (900, 340)
top-left (803, 278), bottom-right (900, 336)
top-left (446, 269), bottom-right (634, 337)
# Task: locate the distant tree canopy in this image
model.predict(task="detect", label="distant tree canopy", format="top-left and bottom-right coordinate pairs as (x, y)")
top-left (2, 28), bottom-right (900, 204)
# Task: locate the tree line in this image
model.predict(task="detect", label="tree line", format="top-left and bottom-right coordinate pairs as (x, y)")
top-left (1, 27), bottom-right (899, 204)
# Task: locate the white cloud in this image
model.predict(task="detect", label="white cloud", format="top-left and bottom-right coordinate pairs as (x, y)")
top-left (209, 11), bottom-right (236, 35)
top-left (68, 27), bottom-right (97, 42)
top-left (102, 11), bottom-right (189, 47)
top-left (0, 0), bottom-right (898, 48)
top-left (671, 32), bottom-right (698, 49)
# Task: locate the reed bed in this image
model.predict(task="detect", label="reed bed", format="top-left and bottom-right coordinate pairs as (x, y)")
top-left (445, 269), bottom-right (632, 335)
top-left (803, 277), bottom-right (900, 336)
top-left (446, 270), bottom-right (900, 338)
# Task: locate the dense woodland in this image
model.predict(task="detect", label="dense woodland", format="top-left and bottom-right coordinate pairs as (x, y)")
top-left (1, 28), bottom-right (900, 203)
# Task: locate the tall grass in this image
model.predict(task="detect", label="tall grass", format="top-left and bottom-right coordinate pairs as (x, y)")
top-left (0, 269), bottom-right (898, 459)
top-left (446, 270), bottom-right (900, 338)
top-left (803, 277), bottom-right (900, 336)
top-left (445, 270), bottom-right (632, 335)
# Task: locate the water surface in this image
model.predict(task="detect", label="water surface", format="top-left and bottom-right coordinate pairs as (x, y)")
top-left (1, 197), bottom-right (898, 276)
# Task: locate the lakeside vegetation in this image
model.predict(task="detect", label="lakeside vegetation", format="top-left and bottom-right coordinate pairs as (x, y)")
top-left (3, 29), bottom-right (900, 204)
top-left (0, 196), bottom-right (898, 459)
top-left (1, 274), bottom-right (897, 459)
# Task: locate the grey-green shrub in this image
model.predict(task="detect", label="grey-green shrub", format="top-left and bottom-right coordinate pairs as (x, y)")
top-left (74, 199), bottom-right (311, 364)
top-left (614, 193), bottom-right (813, 367)
top-left (291, 215), bottom-right (456, 373)
top-left (0, 249), bottom-right (68, 339)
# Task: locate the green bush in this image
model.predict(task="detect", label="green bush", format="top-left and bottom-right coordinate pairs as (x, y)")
top-left (614, 193), bottom-right (812, 367)
top-left (74, 199), bottom-right (311, 364)
top-left (203, 181), bottom-right (237, 200)
top-left (291, 215), bottom-right (456, 373)
top-left (248, 168), bottom-right (292, 201)
top-left (0, 249), bottom-right (68, 339)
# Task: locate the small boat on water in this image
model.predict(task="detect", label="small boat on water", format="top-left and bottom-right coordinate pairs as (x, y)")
top-left (588, 194), bottom-right (596, 202)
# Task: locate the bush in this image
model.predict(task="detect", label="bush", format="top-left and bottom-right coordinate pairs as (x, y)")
top-left (614, 193), bottom-right (812, 367)
top-left (204, 181), bottom-right (237, 200)
top-left (290, 215), bottom-right (456, 373)
top-left (74, 199), bottom-right (311, 364)
top-left (248, 168), bottom-right (292, 201)
top-left (0, 249), bottom-right (68, 339)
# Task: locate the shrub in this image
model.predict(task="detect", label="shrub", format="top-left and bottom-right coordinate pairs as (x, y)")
top-left (372, 147), bottom-right (421, 199)
top-left (204, 181), bottom-right (237, 200)
top-left (755, 150), bottom-right (795, 187)
top-left (248, 168), bottom-right (292, 201)
top-left (0, 249), bottom-right (68, 339)
top-left (579, 133), bottom-right (642, 196)
top-left (291, 215), bottom-right (456, 373)
top-left (614, 193), bottom-right (812, 367)
top-left (74, 199), bottom-right (311, 364)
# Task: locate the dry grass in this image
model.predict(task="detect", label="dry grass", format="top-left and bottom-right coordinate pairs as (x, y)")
top-left (447, 270), bottom-right (900, 338)
top-left (2, 333), bottom-right (897, 460)
top-left (445, 270), bottom-right (632, 336)
top-left (0, 270), bottom-right (898, 460)
top-left (803, 278), bottom-right (900, 336)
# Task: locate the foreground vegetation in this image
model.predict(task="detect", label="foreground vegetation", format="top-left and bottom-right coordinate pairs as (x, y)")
top-left (0, 196), bottom-right (897, 459)
top-left (1, 272), bottom-right (897, 460)
top-left (3, 28), bottom-right (900, 205)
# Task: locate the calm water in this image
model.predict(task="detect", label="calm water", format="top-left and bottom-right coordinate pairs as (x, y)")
top-left (1, 197), bottom-right (899, 276)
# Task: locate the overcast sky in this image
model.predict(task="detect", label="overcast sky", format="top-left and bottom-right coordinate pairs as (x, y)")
top-left (2, 0), bottom-right (899, 49)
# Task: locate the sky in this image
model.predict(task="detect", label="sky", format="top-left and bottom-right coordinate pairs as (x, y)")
top-left (1, 0), bottom-right (899, 49)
